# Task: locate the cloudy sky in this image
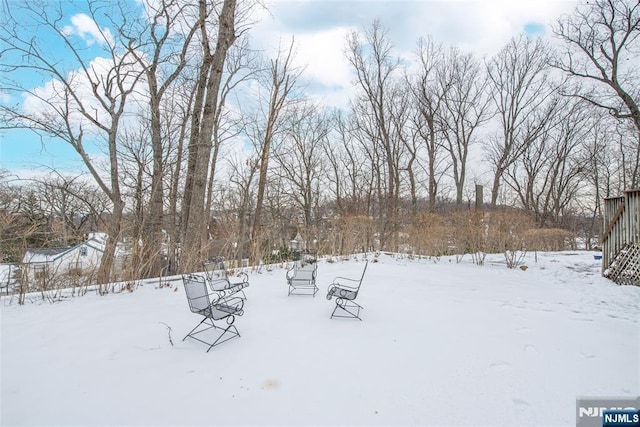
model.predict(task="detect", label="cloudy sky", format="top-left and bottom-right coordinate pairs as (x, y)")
top-left (249, 0), bottom-right (578, 106)
top-left (1, 0), bottom-right (579, 177)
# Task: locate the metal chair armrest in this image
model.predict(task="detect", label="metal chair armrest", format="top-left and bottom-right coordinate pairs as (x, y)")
top-left (330, 276), bottom-right (360, 289)
top-left (286, 267), bottom-right (295, 281)
top-left (228, 272), bottom-right (249, 287)
top-left (210, 298), bottom-right (244, 319)
top-left (215, 296), bottom-right (244, 311)
top-left (326, 284), bottom-right (358, 300)
top-left (209, 278), bottom-right (230, 292)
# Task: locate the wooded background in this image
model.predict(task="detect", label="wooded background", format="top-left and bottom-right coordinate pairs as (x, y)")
top-left (1, 0), bottom-right (638, 285)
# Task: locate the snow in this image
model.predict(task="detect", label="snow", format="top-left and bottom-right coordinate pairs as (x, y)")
top-left (1, 251), bottom-right (639, 426)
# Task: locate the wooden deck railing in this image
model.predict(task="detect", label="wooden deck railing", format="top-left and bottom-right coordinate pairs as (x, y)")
top-left (602, 189), bottom-right (640, 286)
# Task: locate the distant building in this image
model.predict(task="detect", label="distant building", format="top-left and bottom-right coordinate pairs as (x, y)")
top-left (0, 263), bottom-right (18, 294)
top-left (21, 232), bottom-right (106, 282)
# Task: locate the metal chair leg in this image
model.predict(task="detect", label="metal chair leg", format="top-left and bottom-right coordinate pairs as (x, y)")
top-left (330, 298), bottom-right (363, 320)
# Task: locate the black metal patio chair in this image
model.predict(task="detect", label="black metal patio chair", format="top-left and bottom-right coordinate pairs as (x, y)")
top-left (286, 259), bottom-right (318, 296)
top-left (182, 274), bottom-right (244, 351)
top-left (326, 260), bottom-right (369, 320)
top-left (202, 257), bottom-right (249, 300)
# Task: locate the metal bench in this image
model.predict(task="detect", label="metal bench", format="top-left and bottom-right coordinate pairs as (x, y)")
top-left (182, 274), bottom-right (244, 351)
top-left (326, 260), bottom-right (368, 320)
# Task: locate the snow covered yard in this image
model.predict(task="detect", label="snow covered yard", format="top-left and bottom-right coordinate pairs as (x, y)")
top-left (1, 251), bottom-right (638, 426)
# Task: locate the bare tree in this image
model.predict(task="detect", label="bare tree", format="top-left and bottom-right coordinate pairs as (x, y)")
top-left (409, 37), bottom-right (449, 211)
top-left (552, 0), bottom-right (640, 133)
top-left (164, 77), bottom-right (195, 274)
top-left (122, 0), bottom-right (201, 278)
top-left (503, 100), bottom-right (560, 215)
top-left (246, 39), bottom-right (302, 264)
top-left (0, 1), bottom-right (144, 286)
top-left (0, 172), bottom-right (31, 264)
top-left (180, 0), bottom-right (242, 270)
top-left (391, 79), bottom-right (420, 216)
top-left (439, 47), bottom-right (492, 205)
top-left (504, 97), bottom-right (591, 226)
top-left (204, 37), bottom-right (258, 239)
top-left (577, 108), bottom-right (619, 247)
top-left (544, 100), bottom-right (592, 227)
top-left (346, 20), bottom-right (404, 249)
top-left (486, 35), bottom-right (555, 206)
top-left (117, 122), bottom-right (155, 277)
top-left (272, 103), bottom-right (329, 231)
top-left (324, 111), bottom-right (374, 217)
top-left (616, 122), bottom-right (640, 188)
top-left (224, 154), bottom-right (259, 265)
top-left (36, 173), bottom-right (109, 245)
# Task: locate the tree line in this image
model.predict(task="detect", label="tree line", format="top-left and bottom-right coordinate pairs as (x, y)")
top-left (1, 0), bottom-right (638, 284)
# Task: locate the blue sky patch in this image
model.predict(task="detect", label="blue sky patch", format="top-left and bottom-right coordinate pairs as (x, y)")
top-left (524, 22), bottom-right (545, 36)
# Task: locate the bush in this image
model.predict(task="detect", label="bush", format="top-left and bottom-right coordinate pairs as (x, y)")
top-left (263, 246), bottom-right (295, 264)
top-left (524, 228), bottom-right (576, 251)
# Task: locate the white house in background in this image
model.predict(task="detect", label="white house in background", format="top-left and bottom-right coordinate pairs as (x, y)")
top-left (21, 232), bottom-right (106, 281)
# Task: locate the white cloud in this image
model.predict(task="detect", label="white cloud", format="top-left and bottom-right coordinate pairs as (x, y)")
top-left (0, 89), bottom-right (11, 104)
top-left (61, 13), bottom-right (114, 47)
top-left (23, 55), bottom-right (147, 126)
top-left (291, 27), bottom-right (357, 109)
top-left (250, 19), bottom-right (357, 108)
top-left (434, 0), bottom-right (578, 57)
top-left (23, 57), bottom-right (111, 134)
top-left (293, 27), bottom-right (354, 90)
top-left (250, 0), bottom-right (578, 107)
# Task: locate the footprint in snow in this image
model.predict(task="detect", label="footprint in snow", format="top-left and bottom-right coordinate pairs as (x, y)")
top-left (513, 399), bottom-right (531, 407)
top-left (489, 360), bottom-right (512, 371)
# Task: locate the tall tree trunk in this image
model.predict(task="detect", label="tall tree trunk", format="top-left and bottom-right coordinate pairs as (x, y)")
top-left (142, 84), bottom-right (165, 278)
top-left (182, 0), bottom-right (237, 271)
top-left (98, 199), bottom-right (124, 288)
